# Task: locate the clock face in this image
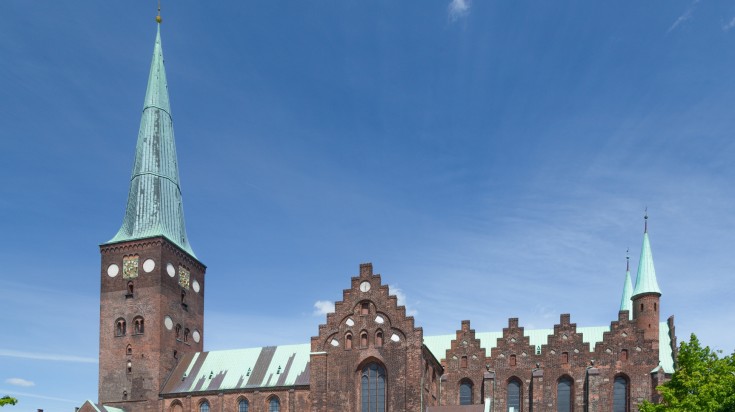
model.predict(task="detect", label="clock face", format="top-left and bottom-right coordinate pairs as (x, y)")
top-left (166, 263), bottom-right (175, 277)
top-left (359, 281), bottom-right (371, 292)
top-left (107, 264), bottom-right (120, 277)
top-left (142, 259), bottom-right (155, 273)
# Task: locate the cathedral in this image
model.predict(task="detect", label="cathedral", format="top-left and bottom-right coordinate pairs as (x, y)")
top-left (79, 22), bottom-right (676, 412)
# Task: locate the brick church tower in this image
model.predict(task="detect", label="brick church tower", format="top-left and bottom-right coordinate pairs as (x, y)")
top-left (97, 22), bottom-right (206, 411)
top-left (631, 213), bottom-right (662, 349)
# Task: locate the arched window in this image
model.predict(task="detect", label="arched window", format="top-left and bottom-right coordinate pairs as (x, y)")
top-left (184, 328), bottom-right (190, 343)
top-left (510, 354), bottom-right (517, 367)
top-left (360, 331), bottom-right (368, 348)
top-left (345, 333), bottom-right (353, 350)
top-left (127, 281), bottom-right (134, 296)
top-left (459, 379), bottom-right (473, 405)
top-left (199, 400), bottom-right (210, 412)
top-left (561, 352), bottom-right (569, 364)
top-left (238, 399), bottom-right (249, 412)
top-left (361, 302), bottom-right (369, 315)
top-left (115, 318), bottom-right (126, 336)
top-left (126, 344), bottom-right (132, 356)
top-left (557, 376), bottom-right (573, 412)
top-left (461, 356), bottom-right (468, 368)
top-left (169, 401), bottom-right (183, 412)
top-left (268, 397), bottom-right (280, 412)
top-left (175, 324), bottom-right (182, 339)
top-left (507, 378), bottom-right (521, 412)
top-left (613, 375), bottom-right (629, 412)
top-left (375, 330), bottom-right (383, 347)
top-left (133, 316), bottom-right (145, 334)
top-left (361, 362), bottom-right (386, 412)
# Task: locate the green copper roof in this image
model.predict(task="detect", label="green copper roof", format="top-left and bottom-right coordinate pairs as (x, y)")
top-left (620, 267), bottom-right (633, 318)
top-left (107, 25), bottom-right (195, 257)
top-left (633, 231), bottom-right (661, 297)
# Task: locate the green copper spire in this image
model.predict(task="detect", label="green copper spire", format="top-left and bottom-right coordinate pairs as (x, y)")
top-left (107, 25), bottom-right (195, 257)
top-left (632, 213), bottom-right (661, 297)
top-left (620, 251), bottom-right (633, 318)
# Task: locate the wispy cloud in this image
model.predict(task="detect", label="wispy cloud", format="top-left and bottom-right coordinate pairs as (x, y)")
top-left (0, 389), bottom-right (80, 404)
top-left (448, 0), bottom-right (471, 22)
top-left (313, 300), bottom-right (335, 316)
top-left (5, 378), bottom-right (34, 387)
top-left (0, 349), bottom-right (97, 363)
top-left (723, 16), bottom-right (735, 31)
top-left (389, 285), bottom-right (418, 316)
top-left (668, 0), bottom-right (700, 33)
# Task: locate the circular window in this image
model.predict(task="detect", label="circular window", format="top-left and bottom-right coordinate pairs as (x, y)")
top-left (192, 280), bottom-right (200, 293)
top-left (192, 330), bottom-right (201, 343)
top-left (107, 264), bottom-right (120, 277)
top-left (143, 259), bottom-right (156, 273)
top-left (164, 316), bottom-right (173, 330)
top-left (166, 263), bottom-right (176, 278)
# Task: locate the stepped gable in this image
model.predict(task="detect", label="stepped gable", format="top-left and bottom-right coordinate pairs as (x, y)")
top-left (594, 310), bottom-right (655, 369)
top-left (540, 314), bottom-right (591, 371)
top-left (311, 263), bottom-right (422, 354)
top-left (488, 318), bottom-right (538, 369)
top-left (441, 320), bottom-right (488, 406)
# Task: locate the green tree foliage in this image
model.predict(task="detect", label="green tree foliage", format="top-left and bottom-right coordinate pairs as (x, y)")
top-left (0, 397), bottom-right (18, 407)
top-left (640, 334), bottom-right (735, 412)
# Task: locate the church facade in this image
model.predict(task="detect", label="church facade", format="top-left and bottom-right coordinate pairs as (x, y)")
top-left (79, 24), bottom-right (676, 412)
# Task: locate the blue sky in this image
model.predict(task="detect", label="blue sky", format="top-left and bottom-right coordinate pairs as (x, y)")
top-left (2, 0), bottom-right (735, 410)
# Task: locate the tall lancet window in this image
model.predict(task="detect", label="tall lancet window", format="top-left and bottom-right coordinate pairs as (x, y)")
top-left (613, 375), bottom-right (629, 412)
top-left (557, 376), bottom-right (572, 412)
top-left (361, 362), bottom-right (386, 412)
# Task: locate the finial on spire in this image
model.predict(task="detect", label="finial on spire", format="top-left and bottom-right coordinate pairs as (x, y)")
top-left (626, 248), bottom-right (630, 271)
top-left (644, 207), bottom-right (648, 233)
top-left (156, 0), bottom-right (162, 24)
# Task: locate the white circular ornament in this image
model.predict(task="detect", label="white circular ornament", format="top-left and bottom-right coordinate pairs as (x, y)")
top-left (166, 263), bottom-right (175, 277)
top-left (375, 315), bottom-right (384, 324)
top-left (390, 333), bottom-right (400, 342)
top-left (107, 264), bottom-right (120, 277)
top-left (143, 259), bottom-right (155, 273)
top-left (192, 330), bottom-right (201, 343)
top-left (164, 316), bottom-right (173, 330)
top-left (359, 281), bottom-right (371, 292)
top-left (330, 339), bottom-right (339, 347)
top-left (346, 318), bottom-right (355, 327)
top-left (192, 280), bottom-right (200, 293)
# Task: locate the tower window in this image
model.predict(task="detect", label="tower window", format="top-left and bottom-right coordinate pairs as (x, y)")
top-left (122, 390), bottom-right (128, 400)
top-left (345, 333), bottom-right (353, 350)
top-left (175, 324), bottom-right (182, 340)
top-left (360, 331), bottom-right (368, 348)
top-left (510, 354), bottom-right (517, 367)
top-left (126, 345), bottom-right (132, 356)
top-left (461, 356), bottom-right (468, 368)
top-left (126, 281), bottom-right (134, 297)
top-left (375, 331), bottom-right (383, 347)
top-left (127, 360), bottom-right (132, 374)
top-left (562, 352), bottom-right (569, 364)
top-left (361, 302), bottom-right (369, 315)
top-left (184, 328), bottom-right (190, 343)
top-left (640, 303), bottom-right (644, 311)
top-left (115, 318), bottom-right (126, 336)
top-left (621, 349), bottom-right (628, 361)
top-left (133, 316), bottom-right (145, 335)
top-left (654, 302), bottom-right (657, 311)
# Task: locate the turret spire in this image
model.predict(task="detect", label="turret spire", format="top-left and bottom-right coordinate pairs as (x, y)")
top-left (106, 25), bottom-right (195, 257)
top-left (633, 212), bottom-right (660, 297)
top-left (620, 249), bottom-right (633, 318)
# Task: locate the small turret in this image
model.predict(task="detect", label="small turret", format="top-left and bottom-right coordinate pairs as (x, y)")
top-left (619, 251), bottom-right (633, 319)
top-left (632, 212), bottom-right (661, 347)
